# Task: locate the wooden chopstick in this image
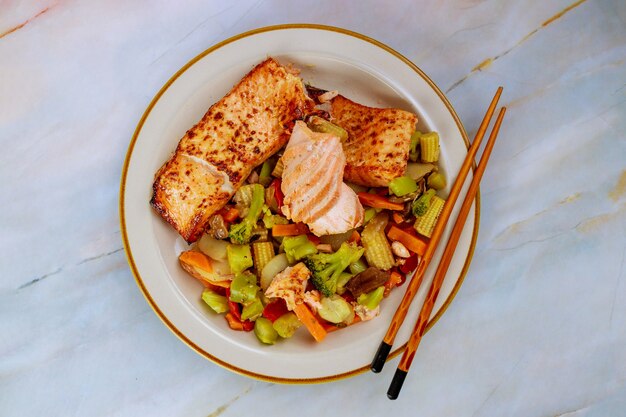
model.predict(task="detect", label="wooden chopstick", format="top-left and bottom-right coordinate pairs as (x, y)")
top-left (387, 106), bottom-right (506, 399)
top-left (371, 87), bottom-right (503, 373)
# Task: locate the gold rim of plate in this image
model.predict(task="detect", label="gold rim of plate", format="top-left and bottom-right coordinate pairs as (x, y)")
top-left (119, 23), bottom-right (480, 384)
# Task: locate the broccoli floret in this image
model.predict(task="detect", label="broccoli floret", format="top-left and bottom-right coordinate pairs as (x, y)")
top-left (303, 242), bottom-right (365, 297)
top-left (229, 184), bottom-right (265, 244)
top-left (412, 189), bottom-right (436, 217)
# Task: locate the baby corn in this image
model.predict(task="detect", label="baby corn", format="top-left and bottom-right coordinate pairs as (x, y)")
top-left (414, 195), bottom-right (445, 238)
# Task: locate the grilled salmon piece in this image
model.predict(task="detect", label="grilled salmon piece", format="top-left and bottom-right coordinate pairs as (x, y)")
top-left (151, 58), bottom-right (314, 242)
top-left (330, 95), bottom-right (418, 187)
top-left (281, 121), bottom-right (364, 236)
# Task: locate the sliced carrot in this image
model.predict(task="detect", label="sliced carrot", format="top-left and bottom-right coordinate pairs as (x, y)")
top-left (387, 225), bottom-right (428, 256)
top-left (179, 251), bottom-right (231, 288)
top-left (348, 229), bottom-right (361, 244)
top-left (384, 271), bottom-right (404, 297)
top-left (218, 206), bottom-right (239, 223)
top-left (392, 212), bottom-right (404, 224)
top-left (272, 223), bottom-right (309, 236)
top-left (357, 192), bottom-right (405, 211)
top-left (293, 303), bottom-right (327, 342)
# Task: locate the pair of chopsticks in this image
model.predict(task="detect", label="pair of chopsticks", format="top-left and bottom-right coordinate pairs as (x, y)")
top-left (371, 87), bottom-right (506, 399)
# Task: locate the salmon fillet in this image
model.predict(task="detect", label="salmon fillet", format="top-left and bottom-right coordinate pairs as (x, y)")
top-left (330, 95), bottom-right (418, 187)
top-left (281, 121), bottom-right (364, 236)
top-left (151, 58), bottom-right (314, 242)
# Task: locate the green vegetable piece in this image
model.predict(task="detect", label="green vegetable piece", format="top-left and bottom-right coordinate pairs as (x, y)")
top-left (262, 213), bottom-right (289, 229)
top-left (229, 184), bottom-right (265, 244)
top-left (427, 172), bottom-right (446, 190)
top-left (229, 272), bottom-right (259, 304)
top-left (303, 242), bottom-right (364, 297)
top-left (336, 272), bottom-right (354, 295)
top-left (363, 208), bottom-right (377, 224)
top-left (357, 286), bottom-right (385, 310)
top-left (307, 116), bottom-right (349, 141)
top-left (272, 312), bottom-right (302, 338)
top-left (254, 317), bottom-right (278, 344)
top-left (241, 295), bottom-right (264, 321)
top-left (411, 189), bottom-right (437, 217)
top-left (409, 131), bottom-right (422, 162)
top-left (227, 244), bottom-right (253, 274)
top-left (283, 235), bottom-right (318, 263)
top-left (258, 160), bottom-right (274, 186)
top-left (389, 176), bottom-right (418, 197)
top-left (282, 234), bottom-right (308, 250)
top-left (317, 295), bottom-right (354, 324)
top-left (201, 289), bottom-right (229, 314)
top-left (349, 258), bottom-right (367, 275)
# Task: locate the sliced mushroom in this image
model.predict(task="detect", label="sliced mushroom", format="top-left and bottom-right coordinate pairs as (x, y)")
top-left (345, 267), bottom-right (390, 298)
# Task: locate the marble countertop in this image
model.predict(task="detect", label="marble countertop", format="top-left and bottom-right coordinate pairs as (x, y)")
top-left (2, 0), bottom-right (625, 415)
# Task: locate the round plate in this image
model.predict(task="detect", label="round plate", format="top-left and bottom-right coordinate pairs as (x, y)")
top-left (120, 24), bottom-right (478, 383)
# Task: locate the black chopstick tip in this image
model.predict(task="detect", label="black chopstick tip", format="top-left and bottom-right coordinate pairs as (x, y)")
top-left (370, 342), bottom-right (392, 373)
top-left (387, 369), bottom-right (408, 400)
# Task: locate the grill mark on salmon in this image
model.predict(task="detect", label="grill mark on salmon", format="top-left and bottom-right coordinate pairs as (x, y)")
top-left (330, 95), bottom-right (418, 187)
top-left (281, 122), bottom-right (364, 236)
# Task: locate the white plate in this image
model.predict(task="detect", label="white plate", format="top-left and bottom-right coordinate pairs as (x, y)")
top-left (120, 24), bottom-right (478, 383)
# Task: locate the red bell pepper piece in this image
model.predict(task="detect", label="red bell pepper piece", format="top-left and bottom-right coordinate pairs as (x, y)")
top-left (307, 234), bottom-right (321, 245)
top-left (262, 298), bottom-right (290, 322)
top-left (270, 179), bottom-right (284, 208)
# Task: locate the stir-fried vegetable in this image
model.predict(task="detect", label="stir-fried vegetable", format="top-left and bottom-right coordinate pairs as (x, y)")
top-left (262, 213), bottom-right (289, 229)
top-left (427, 172), bottom-right (446, 190)
top-left (317, 295), bottom-right (355, 324)
top-left (419, 131), bottom-right (440, 162)
top-left (201, 289), bottom-right (229, 313)
top-left (414, 195), bottom-right (445, 238)
top-left (357, 286), bottom-right (385, 310)
top-left (409, 131), bottom-right (421, 162)
top-left (229, 184), bottom-right (265, 244)
top-left (179, 250), bottom-right (232, 287)
top-left (272, 312), bottom-right (302, 338)
top-left (227, 244), bottom-right (253, 274)
top-left (307, 115), bottom-right (349, 141)
top-left (258, 159), bottom-right (274, 186)
top-left (175, 123), bottom-right (447, 345)
top-left (283, 235), bottom-right (318, 263)
top-left (303, 242), bottom-right (364, 297)
top-left (406, 162), bottom-right (436, 181)
top-left (241, 296), bottom-right (264, 321)
top-left (387, 225), bottom-right (428, 256)
top-left (254, 317), bottom-right (279, 344)
top-left (349, 258), bottom-right (368, 275)
top-left (357, 192), bottom-right (405, 211)
top-left (412, 188), bottom-right (437, 217)
top-left (260, 253), bottom-right (289, 290)
top-left (389, 176), bottom-right (418, 197)
top-left (252, 242), bottom-right (274, 274)
top-left (361, 213), bottom-right (395, 271)
top-left (293, 303), bottom-right (327, 342)
top-left (229, 272), bottom-right (259, 304)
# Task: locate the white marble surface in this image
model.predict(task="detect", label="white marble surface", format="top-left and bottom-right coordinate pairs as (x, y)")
top-left (1, 0), bottom-right (625, 415)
